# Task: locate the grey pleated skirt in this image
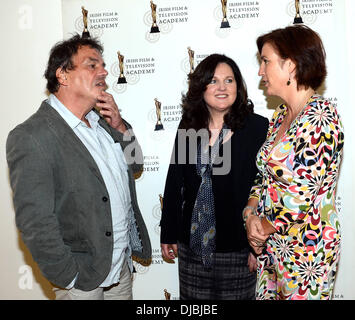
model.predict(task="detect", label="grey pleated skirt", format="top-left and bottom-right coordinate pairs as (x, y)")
top-left (178, 242), bottom-right (256, 300)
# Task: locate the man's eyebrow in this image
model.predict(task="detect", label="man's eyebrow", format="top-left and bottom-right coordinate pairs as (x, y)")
top-left (87, 57), bottom-right (106, 67)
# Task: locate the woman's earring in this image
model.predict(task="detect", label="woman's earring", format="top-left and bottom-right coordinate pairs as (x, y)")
top-left (287, 76), bottom-right (291, 86)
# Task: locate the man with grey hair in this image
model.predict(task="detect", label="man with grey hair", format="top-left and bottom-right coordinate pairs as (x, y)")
top-left (6, 34), bottom-right (151, 299)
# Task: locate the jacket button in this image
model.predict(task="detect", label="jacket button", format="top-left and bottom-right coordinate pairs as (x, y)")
top-left (105, 231), bottom-right (111, 237)
top-left (102, 196), bottom-right (108, 202)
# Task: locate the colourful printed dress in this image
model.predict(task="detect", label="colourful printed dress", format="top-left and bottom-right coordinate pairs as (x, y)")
top-left (249, 94), bottom-right (344, 300)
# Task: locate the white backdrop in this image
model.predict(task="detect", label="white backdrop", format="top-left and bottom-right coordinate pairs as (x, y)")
top-left (1, 0), bottom-right (354, 300)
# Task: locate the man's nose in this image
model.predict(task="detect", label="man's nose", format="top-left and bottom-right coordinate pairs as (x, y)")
top-left (101, 67), bottom-right (108, 76)
top-left (99, 64), bottom-right (108, 77)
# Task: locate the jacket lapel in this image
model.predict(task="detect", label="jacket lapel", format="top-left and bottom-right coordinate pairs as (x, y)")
top-left (231, 127), bottom-right (244, 183)
top-left (38, 101), bottom-right (105, 186)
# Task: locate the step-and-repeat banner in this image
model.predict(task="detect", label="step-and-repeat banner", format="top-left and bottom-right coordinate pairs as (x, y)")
top-left (59, 0), bottom-right (353, 300)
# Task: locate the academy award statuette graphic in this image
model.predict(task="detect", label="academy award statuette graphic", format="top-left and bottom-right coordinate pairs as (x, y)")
top-left (154, 98), bottom-right (164, 130)
top-left (150, 1), bottom-right (160, 33)
top-left (164, 289), bottom-right (171, 300)
top-left (187, 47), bottom-right (195, 75)
top-left (293, 0), bottom-right (304, 24)
top-left (81, 6), bottom-right (91, 38)
top-left (220, 0), bottom-right (230, 28)
top-left (117, 51), bottom-right (127, 84)
top-left (159, 194), bottom-right (164, 210)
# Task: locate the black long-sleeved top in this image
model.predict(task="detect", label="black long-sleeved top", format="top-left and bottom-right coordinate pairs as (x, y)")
top-left (160, 113), bottom-right (269, 252)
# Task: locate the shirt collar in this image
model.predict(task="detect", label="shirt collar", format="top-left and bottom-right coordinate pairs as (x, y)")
top-left (47, 94), bottom-right (99, 129)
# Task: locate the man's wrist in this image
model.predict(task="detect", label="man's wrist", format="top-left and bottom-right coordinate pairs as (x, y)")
top-left (114, 121), bottom-right (127, 133)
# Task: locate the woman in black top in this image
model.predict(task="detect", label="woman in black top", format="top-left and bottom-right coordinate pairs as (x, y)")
top-left (160, 54), bottom-right (268, 300)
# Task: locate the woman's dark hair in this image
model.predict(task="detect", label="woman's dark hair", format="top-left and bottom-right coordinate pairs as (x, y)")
top-left (256, 25), bottom-right (326, 90)
top-left (179, 54), bottom-right (254, 132)
top-left (44, 34), bottom-right (104, 93)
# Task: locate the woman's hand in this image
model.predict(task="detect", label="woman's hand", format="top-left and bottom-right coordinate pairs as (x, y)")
top-left (246, 215), bottom-right (268, 255)
top-left (247, 252), bottom-right (258, 272)
top-left (161, 243), bottom-right (178, 261)
top-left (246, 215), bottom-right (277, 255)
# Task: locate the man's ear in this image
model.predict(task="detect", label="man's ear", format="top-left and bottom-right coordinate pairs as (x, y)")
top-left (56, 67), bottom-right (68, 86)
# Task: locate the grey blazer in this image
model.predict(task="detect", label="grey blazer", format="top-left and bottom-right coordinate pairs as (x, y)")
top-left (6, 101), bottom-right (152, 291)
